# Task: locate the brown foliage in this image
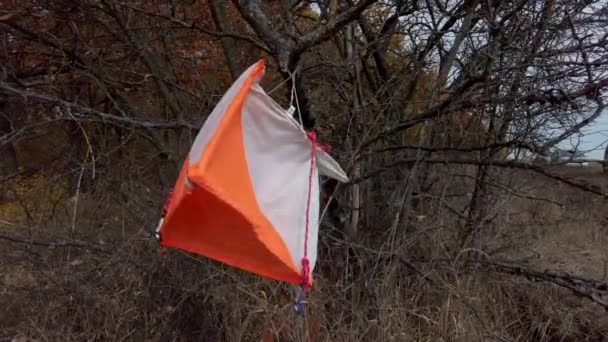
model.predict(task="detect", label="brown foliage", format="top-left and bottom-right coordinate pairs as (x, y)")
top-left (2, 0), bottom-right (608, 341)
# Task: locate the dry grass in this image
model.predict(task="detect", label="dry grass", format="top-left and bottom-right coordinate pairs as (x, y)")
top-left (1, 165), bottom-right (607, 341)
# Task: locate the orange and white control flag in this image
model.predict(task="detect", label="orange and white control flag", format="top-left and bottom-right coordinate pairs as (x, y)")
top-left (156, 59), bottom-right (349, 288)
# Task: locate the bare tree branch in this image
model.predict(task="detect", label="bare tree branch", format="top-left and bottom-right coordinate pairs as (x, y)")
top-left (294, 0), bottom-right (378, 56)
top-left (0, 82), bottom-right (196, 130)
top-left (354, 156), bottom-right (608, 198)
top-left (209, 0), bottom-right (241, 80)
top-left (108, 0), bottom-right (272, 53)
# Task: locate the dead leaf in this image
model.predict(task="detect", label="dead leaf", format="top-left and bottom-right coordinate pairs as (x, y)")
top-left (70, 259), bottom-right (83, 266)
top-left (0, 13), bottom-right (16, 21)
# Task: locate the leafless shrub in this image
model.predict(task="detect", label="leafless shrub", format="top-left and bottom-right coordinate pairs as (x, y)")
top-left (1, 0), bottom-right (608, 341)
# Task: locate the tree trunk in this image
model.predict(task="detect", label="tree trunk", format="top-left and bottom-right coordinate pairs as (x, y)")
top-left (461, 163), bottom-right (489, 249)
top-left (346, 23), bottom-right (361, 240)
top-left (0, 129), bottom-right (18, 175)
top-left (0, 104), bottom-right (19, 175)
top-left (604, 144), bottom-right (608, 173)
top-left (210, 0), bottom-right (240, 80)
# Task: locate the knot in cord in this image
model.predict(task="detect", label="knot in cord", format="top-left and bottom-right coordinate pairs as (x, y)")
top-left (306, 130), bottom-right (329, 152)
top-left (297, 129), bottom-right (328, 294)
top-left (300, 257), bottom-right (311, 291)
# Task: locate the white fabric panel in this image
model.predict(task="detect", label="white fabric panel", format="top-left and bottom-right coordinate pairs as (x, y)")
top-left (247, 82), bottom-right (349, 183)
top-left (241, 83), bottom-right (320, 273)
top-left (188, 62), bottom-right (262, 165)
top-left (316, 150), bottom-right (349, 182)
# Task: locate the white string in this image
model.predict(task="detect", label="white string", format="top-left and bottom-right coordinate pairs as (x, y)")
top-left (287, 68), bottom-right (305, 130)
top-left (267, 75), bottom-right (291, 95)
top-left (264, 65), bottom-right (306, 131)
top-left (289, 71), bottom-right (296, 110)
top-left (277, 64), bottom-right (303, 130)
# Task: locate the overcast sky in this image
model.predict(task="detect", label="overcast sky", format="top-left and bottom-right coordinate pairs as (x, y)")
top-left (557, 110), bottom-right (608, 159)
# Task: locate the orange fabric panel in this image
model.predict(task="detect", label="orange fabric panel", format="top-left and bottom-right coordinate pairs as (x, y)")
top-left (160, 60), bottom-right (301, 284)
top-left (160, 158), bottom-right (300, 283)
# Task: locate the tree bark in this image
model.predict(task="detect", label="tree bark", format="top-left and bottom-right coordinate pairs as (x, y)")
top-left (346, 22), bottom-right (361, 240)
top-left (209, 0), bottom-right (240, 80)
top-left (604, 144), bottom-right (608, 174)
top-left (436, 0), bottom-right (480, 89)
top-left (0, 112), bottom-right (18, 174)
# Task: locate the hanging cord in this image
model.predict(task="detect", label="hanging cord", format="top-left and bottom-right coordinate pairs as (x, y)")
top-left (293, 119), bottom-right (330, 320)
top-left (285, 66), bottom-right (305, 128)
top-left (300, 131), bottom-right (317, 292)
top-left (300, 130), bottom-right (329, 289)
top-left (286, 63), bottom-right (329, 303)
top-left (293, 130), bottom-right (327, 318)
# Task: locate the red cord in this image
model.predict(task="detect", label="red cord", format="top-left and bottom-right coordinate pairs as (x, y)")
top-left (301, 131), bottom-right (325, 292)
